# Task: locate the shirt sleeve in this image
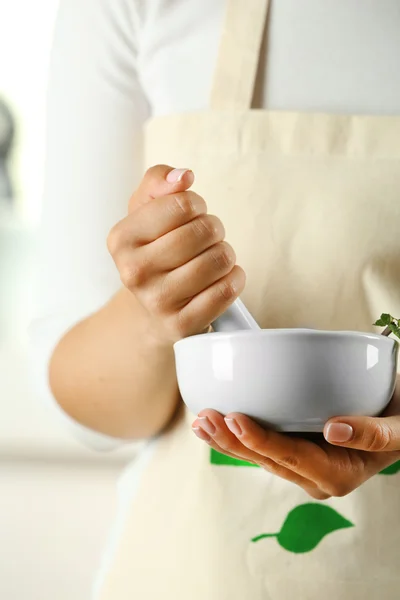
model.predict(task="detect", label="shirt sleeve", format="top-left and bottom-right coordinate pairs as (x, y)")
top-left (28, 0), bottom-right (150, 451)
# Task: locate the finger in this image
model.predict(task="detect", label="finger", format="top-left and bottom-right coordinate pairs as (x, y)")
top-left (145, 214), bottom-right (225, 271)
top-left (194, 411), bottom-right (320, 490)
top-left (129, 165), bottom-right (195, 211)
top-left (193, 412), bottom-right (263, 464)
top-left (324, 415), bottom-right (400, 453)
top-left (162, 242), bottom-right (236, 304)
top-left (113, 218), bottom-right (227, 302)
top-left (176, 265), bottom-right (246, 335)
top-left (301, 487), bottom-right (332, 501)
top-left (134, 191), bottom-right (208, 244)
top-left (110, 191), bottom-right (207, 254)
top-left (191, 424), bottom-right (258, 464)
top-left (221, 412), bottom-right (330, 483)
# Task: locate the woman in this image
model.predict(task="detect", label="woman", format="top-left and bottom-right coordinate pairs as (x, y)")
top-left (31, 0), bottom-right (400, 598)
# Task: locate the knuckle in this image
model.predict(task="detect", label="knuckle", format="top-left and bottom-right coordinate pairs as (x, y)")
top-left (207, 215), bottom-right (225, 240)
top-left (276, 455), bottom-right (299, 470)
top-left (107, 224), bottom-right (123, 256)
top-left (363, 422), bottom-right (392, 452)
top-left (107, 220), bottom-right (137, 256)
top-left (190, 214), bottom-right (219, 241)
top-left (169, 192), bottom-right (197, 219)
top-left (209, 242), bottom-right (236, 272)
top-left (228, 265), bottom-right (246, 296)
top-left (306, 489), bottom-right (331, 501)
top-left (259, 457), bottom-right (279, 472)
top-left (119, 260), bottom-right (146, 289)
top-left (216, 279), bottom-right (238, 302)
top-left (325, 480), bottom-right (352, 498)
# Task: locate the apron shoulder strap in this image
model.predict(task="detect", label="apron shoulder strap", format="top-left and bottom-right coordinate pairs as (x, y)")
top-left (210, 0), bottom-right (270, 111)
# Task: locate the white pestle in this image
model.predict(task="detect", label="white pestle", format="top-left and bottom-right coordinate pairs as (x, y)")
top-left (211, 298), bottom-right (260, 332)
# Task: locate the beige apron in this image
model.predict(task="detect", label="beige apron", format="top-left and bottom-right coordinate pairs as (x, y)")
top-left (99, 1), bottom-right (400, 598)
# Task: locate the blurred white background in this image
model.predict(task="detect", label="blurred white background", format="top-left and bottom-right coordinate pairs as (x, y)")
top-left (0, 2), bottom-right (133, 598)
top-left (0, 0), bottom-right (56, 222)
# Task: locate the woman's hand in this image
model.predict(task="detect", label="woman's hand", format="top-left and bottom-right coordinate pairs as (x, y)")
top-left (107, 165), bottom-right (245, 344)
top-left (192, 376), bottom-right (400, 500)
top-left (49, 164), bottom-right (245, 439)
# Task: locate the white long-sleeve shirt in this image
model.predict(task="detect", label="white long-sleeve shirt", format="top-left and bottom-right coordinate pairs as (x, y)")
top-left (31, 0), bottom-right (400, 451)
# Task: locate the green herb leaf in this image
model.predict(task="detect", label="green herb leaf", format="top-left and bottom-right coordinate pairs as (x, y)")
top-left (374, 313), bottom-right (400, 340)
top-left (379, 460), bottom-right (400, 476)
top-left (388, 323), bottom-right (400, 340)
top-left (374, 318), bottom-right (387, 327)
top-left (252, 503), bottom-right (354, 553)
top-left (380, 313), bottom-right (393, 326)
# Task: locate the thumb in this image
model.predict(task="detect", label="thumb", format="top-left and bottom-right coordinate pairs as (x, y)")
top-left (324, 415), bottom-right (400, 452)
top-left (129, 165), bottom-right (194, 211)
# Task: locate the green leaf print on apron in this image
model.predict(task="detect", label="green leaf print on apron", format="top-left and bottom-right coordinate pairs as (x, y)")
top-left (211, 450), bottom-right (400, 553)
top-left (98, 0), bottom-right (400, 598)
top-left (251, 504), bottom-right (354, 553)
top-left (210, 447), bottom-right (259, 467)
top-left (379, 460), bottom-right (400, 475)
top-left (211, 450), bottom-right (400, 477)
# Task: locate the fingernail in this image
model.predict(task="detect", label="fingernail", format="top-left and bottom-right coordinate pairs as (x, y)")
top-left (224, 418), bottom-right (242, 437)
top-left (325, 423), bottom-right (354, 443)
top-left (198, 416), bottom-right (216, 435)
top-left (166, 168), bottom-right (190, 183)
top-left (192, 427), bottom-right (211, 442)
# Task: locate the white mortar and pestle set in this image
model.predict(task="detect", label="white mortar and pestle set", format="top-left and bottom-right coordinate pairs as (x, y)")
top-left (174, 299), bottom-right (399, 432)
